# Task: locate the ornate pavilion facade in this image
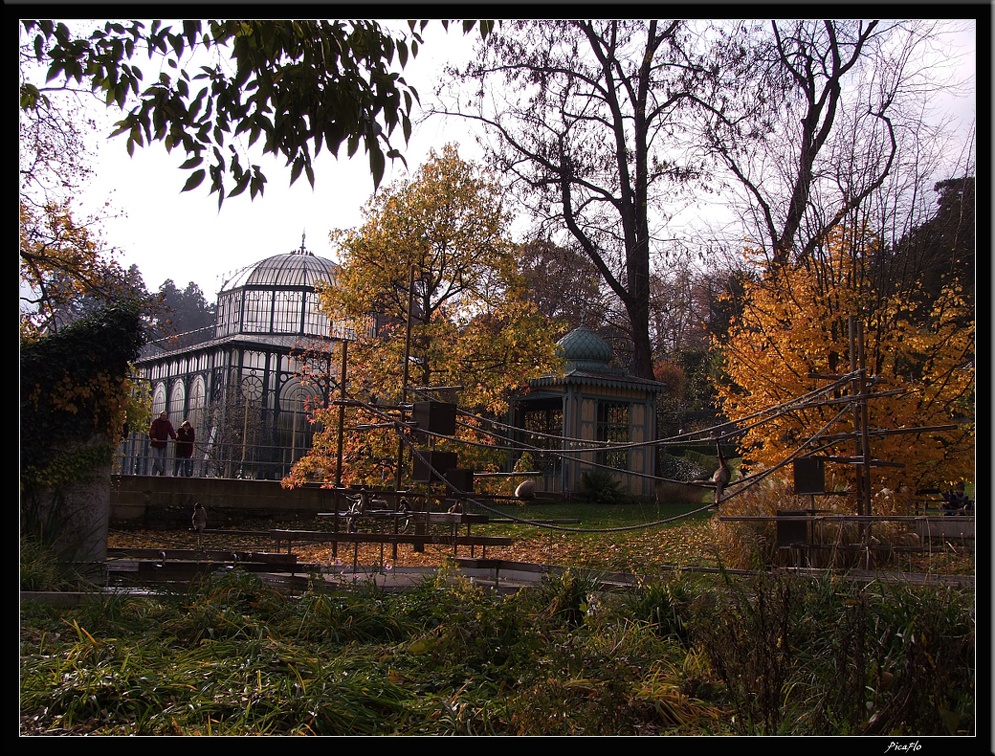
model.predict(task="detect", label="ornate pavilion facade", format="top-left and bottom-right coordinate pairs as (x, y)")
top-left (510, 326), bottom-right (667, 498)
top-left (118, 243), bottom-right (353, 480)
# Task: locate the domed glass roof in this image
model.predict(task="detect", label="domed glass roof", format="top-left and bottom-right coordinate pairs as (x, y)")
top-left (214, 245), bottom-right (341, 340)
top-left (221, 250), bottom-right (338, 291)
top-left (557, 326), bottom-right (613, 367)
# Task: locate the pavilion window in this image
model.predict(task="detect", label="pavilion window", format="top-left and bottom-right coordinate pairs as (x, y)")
top-left (597, 401), bottom-right (629, 470)
top-left (519, 403), bottom-right (563, 474)
top-left (243, 290), bottom-right (272, 332)
top-left (272, 290), bottom-right (301, 334)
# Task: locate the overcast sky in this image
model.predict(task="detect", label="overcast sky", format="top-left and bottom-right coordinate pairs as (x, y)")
top-left (77, 21), bottom-right (482, 300)
top-left (67, 19), bottom-right (976, 303)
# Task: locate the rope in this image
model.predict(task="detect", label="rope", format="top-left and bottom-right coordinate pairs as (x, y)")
top-left (325, 373), bottom-right (866, 536)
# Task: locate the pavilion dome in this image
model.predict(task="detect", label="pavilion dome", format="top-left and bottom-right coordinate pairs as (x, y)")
top-left (214, 241), bottom-right (340, 340)
top-left (220, 248), bottom-right (338, 292)
top-left (557, 326), bottom-right (615, 371)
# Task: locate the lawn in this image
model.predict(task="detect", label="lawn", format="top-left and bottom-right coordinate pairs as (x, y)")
top-left (105, 498), bottom-right (722, 576)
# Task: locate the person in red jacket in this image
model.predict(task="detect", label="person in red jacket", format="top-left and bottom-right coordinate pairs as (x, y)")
top-left (173, 419), bottom-right (196, 477)
top-left (148, 411), bottom-right (177, 476)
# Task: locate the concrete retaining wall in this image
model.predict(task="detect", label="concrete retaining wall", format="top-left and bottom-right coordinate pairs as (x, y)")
top-left (917, 516), bottom-right (975, 542)
top-left (110, 475), bottom-right (351, 529)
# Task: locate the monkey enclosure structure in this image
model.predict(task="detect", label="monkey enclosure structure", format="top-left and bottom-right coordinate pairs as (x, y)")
top-left (509, 326), bottom-right (667, 498)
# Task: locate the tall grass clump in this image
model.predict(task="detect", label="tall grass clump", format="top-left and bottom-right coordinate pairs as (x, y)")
top-left (503, 572), bottom-right (725, 735)
top-left (622, 575), bottom-right (695, 645)
top-left (688, 570), bottom-right (975, 735)
top-left (710, 474), bottom-right (916, 570)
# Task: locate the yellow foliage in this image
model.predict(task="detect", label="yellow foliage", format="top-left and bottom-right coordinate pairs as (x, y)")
top-left (19, 200), bottom-right (123, 335)
top-left (287, 146), bottom-right (562, 487)
top-left (715, 226), bottom-right (974, 511)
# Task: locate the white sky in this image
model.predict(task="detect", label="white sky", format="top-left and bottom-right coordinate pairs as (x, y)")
top-left (62, 19), bottom-right (976, 303)
top-left (77, 22), bottom-right (483, 299)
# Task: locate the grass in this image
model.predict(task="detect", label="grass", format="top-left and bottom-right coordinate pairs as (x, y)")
top-left (466, 498), bottom-right (718, 572)
top-left (28, 485), bottom-right (972, 735)
top-left (20, 568), bottom-right (975, 736)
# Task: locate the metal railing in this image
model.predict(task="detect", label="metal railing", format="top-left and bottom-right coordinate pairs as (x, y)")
top-left (113, 434), bottom-right (311, 481)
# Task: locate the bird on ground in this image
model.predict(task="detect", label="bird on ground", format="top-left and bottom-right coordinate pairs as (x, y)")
top-left (711, 442), bottom-right (731, 507)
top-left (191, 502), bottom-right (207, 549)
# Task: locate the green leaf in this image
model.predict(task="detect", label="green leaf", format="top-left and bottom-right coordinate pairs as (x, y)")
top-left (228, 171), bottom-right (251, 198)
top-left (19, 84), bottom-right (40, 110)
top-left (181, 169), bottom-right (206, 192)
top-left (45, 62), bottom-right (64, 84)
top-left (369, 145), bottom-right (385, 188)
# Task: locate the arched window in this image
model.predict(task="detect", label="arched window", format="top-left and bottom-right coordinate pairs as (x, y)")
top-left (188, 375), bottom-right (207, 431)
top-left (151, 382), bottom-right (168, 416)
top-left (169, 379), bottom-right (186, 421)
top-left (278, 378), bottom-right (323, 465)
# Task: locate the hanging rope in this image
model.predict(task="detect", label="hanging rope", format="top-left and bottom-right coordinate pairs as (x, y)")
top-left (329, 373), bottom-right (866, 535)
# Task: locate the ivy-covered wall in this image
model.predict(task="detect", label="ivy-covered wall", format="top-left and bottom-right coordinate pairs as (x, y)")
top-left (20, 304), bottom-right (146, 574)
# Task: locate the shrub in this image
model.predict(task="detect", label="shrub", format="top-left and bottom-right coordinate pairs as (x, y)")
top-left (576, 469), bottom-right (633, 505)
top-left (709, 474), bottom-right (883, 570)
top-left (688, 571), bottom-right (976, 735)
top-left (658, 451), bottom-right (711, 482)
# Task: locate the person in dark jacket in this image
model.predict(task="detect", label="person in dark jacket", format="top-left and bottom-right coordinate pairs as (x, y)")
top-left (174, 419), bottom-right (196, 477)
top-left (942, 482), bottom-right (973, 516)
top-left (148, 411), bottom-right (177, 476)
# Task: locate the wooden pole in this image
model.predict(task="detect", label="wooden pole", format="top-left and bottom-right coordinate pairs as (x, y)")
top-left (395, 264), bottom-right (416, 491)
top-left (848, 317), bottom-right (872, 517)
top-left (857, 320), bottom-right (873, 518)
top-left (335, 339), bottom-right (348, 487)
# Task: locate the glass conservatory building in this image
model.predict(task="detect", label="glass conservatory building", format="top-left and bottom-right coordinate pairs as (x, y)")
top-left (118, 243), bottom-right (354, 479)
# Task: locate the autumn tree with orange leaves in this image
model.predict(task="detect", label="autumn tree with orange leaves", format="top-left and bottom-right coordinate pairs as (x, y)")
top-left (286, 146), bottom-right (561, 489)
top-left (714, 225), bottom-right (974, 514)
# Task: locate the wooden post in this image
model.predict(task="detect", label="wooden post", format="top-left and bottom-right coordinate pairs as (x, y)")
top-left (856, 320), bottom-right (873, 518)
top-left (848, 317), bottom-right (867, 517)
top-left (396, 264), bottom-right (416, 491)
top-left (335, 339), bottom-right (348, 487)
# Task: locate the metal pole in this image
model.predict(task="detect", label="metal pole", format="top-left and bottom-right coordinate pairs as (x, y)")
top-left (241, 397), bottom-right (249, 475)
top-left (290, 396), bottom-right (297, 473)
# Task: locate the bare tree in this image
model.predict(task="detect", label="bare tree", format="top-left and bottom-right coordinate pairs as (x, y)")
top-left (518, 238), bottom-right (608, 335)
top-left (438, 20), bottom-right (717, 380)
top-left (694, 19), bottom-right (966, 269)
